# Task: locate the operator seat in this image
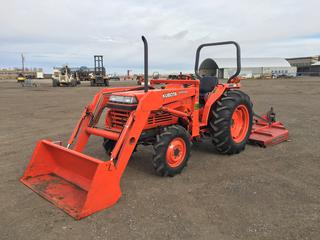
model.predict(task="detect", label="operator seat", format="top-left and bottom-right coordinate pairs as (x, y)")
top-left (198, 58), bottom-right (219, 102)
top-left (199, 76), bottom-right (218, 95)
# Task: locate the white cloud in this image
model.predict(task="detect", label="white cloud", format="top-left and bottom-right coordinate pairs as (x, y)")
top-left (0, 0), bottom-right (319, 72)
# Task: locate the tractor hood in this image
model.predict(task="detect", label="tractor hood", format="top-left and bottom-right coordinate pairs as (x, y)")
top-left (108, 86), bottom-right (190, 108)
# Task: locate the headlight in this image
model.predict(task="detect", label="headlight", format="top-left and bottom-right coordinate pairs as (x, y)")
top-left (109, 95), bottom-right (138, 104)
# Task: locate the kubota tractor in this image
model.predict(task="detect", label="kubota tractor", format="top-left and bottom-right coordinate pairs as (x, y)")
top-left (21, 36), bottom-right (288, 219)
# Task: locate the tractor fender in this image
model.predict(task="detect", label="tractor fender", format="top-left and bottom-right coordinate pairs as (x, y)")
top-left (201, 84), bottom-right (228, 125)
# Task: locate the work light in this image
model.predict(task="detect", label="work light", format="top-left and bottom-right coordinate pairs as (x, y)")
top-left (109, 95), bottom-right (138, 104)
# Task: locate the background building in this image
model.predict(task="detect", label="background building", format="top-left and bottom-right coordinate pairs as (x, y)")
top-left (0, 68), bottom-right (43, 80)
top-left (217, 58), bottom-right (297, 79)
top-left (286, 56), bottom-right (320, 76)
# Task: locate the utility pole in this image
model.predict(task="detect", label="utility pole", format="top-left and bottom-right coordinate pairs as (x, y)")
top-left (21, 53), bottom-right (25, 73)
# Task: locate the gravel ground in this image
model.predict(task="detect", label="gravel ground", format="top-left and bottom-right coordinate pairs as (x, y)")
top-left (0, 77), bottom-right (319, 240)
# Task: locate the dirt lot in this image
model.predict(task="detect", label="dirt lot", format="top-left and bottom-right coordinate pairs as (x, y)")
top-left (0, 77), bottom-right (319, 240)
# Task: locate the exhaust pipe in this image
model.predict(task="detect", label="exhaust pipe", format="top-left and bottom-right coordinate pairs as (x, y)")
top-left (141, 36), bottom-right (148, 92)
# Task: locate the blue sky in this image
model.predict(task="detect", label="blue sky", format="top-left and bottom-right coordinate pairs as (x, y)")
top-left (0, 0), bottom-right (319, 73)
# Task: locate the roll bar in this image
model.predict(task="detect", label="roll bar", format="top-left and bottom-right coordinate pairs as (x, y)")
top-left (194, 41), bottom-right (241, 83)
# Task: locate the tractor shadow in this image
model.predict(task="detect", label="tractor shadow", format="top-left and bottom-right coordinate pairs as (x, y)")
top-left (126, 145), bottom-right (156, 176)
top-left (191, 139), bottom-right (220, 154)
top-left (85, 136), bottom-right (221, 176)
top-left (126, 141), bottom-right (221, 176)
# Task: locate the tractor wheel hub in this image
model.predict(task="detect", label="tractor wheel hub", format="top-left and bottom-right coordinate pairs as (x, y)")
top-left (166, 137), bottom-right (186, 168)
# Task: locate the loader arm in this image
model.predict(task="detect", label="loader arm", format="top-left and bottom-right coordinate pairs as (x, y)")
top-left (67, 86), bottom-right (149, 150)
top-left (20, 87), bottom-right (156, 219)
top-left (21, 85), bottom-right (201, 219)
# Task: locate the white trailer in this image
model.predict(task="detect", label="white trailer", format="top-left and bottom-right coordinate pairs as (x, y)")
top-left (36, 71), bottom-right (44, 79)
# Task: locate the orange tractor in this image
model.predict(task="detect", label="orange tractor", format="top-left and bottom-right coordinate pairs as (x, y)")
top-left (21, 36), bottom-right (288, 219)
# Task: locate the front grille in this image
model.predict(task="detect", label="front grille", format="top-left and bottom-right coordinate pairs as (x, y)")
top-left (148, 111), bottom-right (172, 125)
top-left (109, 109), bottom-right (130, 130)
top-left (108, 110), bottom-right (175, 131)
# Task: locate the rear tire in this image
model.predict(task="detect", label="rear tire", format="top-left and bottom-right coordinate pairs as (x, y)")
top-left (209, 90), bottom-right (253, 154)
top-left (153, 125), bottom-right (191, 177)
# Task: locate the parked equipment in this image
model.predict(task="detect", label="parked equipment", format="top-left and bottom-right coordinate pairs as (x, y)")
top-left (21, 78), bottom-right (38, 87)
top-left (124, 69), bottom-right (133, 80)
top-left (21, 36), bottom-right (289, 219)
top-left (52, 65), bottom-right (79, 87)
top-left (168, 72), bottom-right (195, 80)
top-left (36, 71), bottom-right (44, 79)
top-left (136, 75), bottom-right (144, 85)
top-left (17, 73), bottom-right (26, 83)
top-left (91, 55), bottom-right (109, 86)
top-left (137, 72), bottom-right (159, 85)
top-left (76, 66), bottom-right (91, 81)
top-left (108, 74), bottom-right (120, 81)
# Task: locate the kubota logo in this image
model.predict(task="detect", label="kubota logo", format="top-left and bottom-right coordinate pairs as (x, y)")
top-left (163, 92), bottom-right (177, 98)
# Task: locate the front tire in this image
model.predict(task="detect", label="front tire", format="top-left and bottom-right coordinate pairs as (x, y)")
top-left (209, 90), bottom-right (253, 154)
top-left (153, 125), bottom-right (191, 177)
top-left (103, 138), bottom-right (116, 155)
top-left (52, 79), bottom-right (58, 87)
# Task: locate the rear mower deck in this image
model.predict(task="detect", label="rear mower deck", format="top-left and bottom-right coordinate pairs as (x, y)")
top-left (250, 117), bottom-right (289, 147)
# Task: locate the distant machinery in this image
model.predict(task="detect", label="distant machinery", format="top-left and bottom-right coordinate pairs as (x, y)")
top-left (52, 65), bottom-right (80, 87)
top-left (124, 69), bottom-right (133, 80)
top-left (90, 56), bottom-right (109, 86)
top-left (76, 66), bottom-right (91, 81)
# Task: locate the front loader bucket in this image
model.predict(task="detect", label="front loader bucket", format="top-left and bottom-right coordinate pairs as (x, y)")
top-left (20, 140), bottom-right (121, 219)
